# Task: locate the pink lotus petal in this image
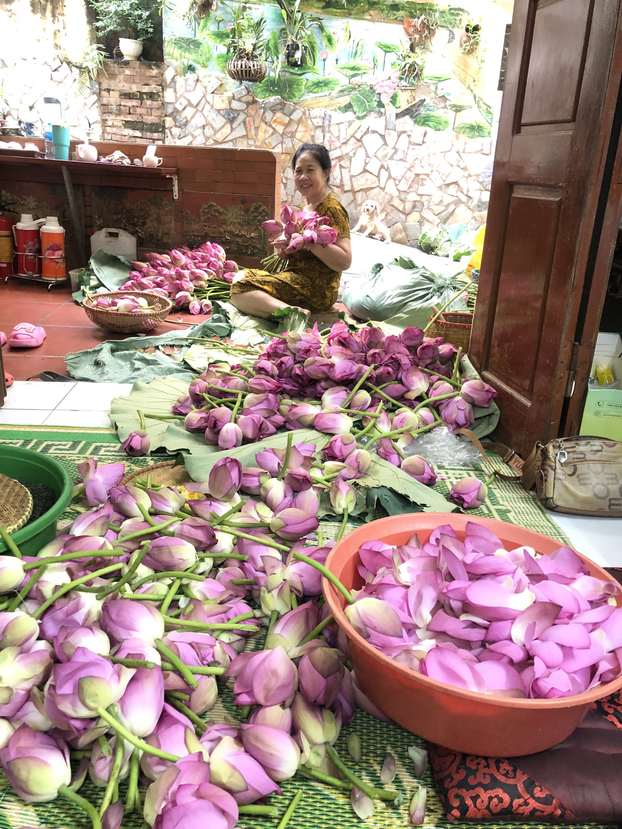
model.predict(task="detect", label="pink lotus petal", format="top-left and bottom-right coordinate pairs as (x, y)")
top-left (421, 647), bottom-right (483, 693)
top-left (510, 602), bottom-right (561, 647)
top-left (472, 660), bottom-right (526, 698)
top-left (529, 639), bottom-right (564, 668)
top-left (539, 623), bottom-right (591, 649)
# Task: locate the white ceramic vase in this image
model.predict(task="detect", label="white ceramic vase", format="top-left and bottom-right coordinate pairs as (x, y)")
top-left (119, 38), bottom-right (143, 60)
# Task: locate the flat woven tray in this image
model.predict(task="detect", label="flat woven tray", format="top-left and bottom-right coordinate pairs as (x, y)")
top-left (122, 460), bottom-right (191, 488)
top-left (0, 473), bottom-right (33, 533)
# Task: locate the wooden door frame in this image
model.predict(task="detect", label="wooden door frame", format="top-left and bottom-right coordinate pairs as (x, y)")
top-left (470, 0), bottom-right (622, 457)
top-left (563, 67), bottom-right (622, 435)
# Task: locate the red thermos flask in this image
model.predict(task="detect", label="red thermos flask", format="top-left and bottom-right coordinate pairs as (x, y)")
top-left (13, 214), bottom-right (44, 277)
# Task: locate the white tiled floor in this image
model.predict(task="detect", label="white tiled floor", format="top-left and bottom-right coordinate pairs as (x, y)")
top-left (0, 381), bottom-right (133, 429)
top-left (0, 381), bottom-right (620, 567)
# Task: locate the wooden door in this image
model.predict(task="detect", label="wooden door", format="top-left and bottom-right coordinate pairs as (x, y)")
top-left (469, 0), bottom-right (622, 459)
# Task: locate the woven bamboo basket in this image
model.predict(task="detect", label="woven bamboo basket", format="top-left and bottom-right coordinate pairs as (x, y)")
top-left (122, 461), bottom-right (191, 488)
top-left (83, 291), bottom-right (173, 334)
top-left (427, 308), bottom-right (473, 352)
top-left (0, 473), bottom-right (33, 534)
top-left (226, 58), bottom-right (268, 83)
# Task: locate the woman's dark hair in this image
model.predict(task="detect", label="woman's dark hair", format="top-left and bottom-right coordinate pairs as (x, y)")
top-left (292, 143), bottom-right (331, 182)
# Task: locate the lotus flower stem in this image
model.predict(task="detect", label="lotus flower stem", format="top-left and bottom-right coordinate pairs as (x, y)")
top-left (238, 805), bottom-right (280, 817)
top-left (109, 656), bottom-right (157, 669)
top-left (365, 383), bottom-right (405, 410)
top-left (167, 690), bottom-right (190, 702)
top-left (278, 432), bottom-right (294, 482)
top-left (160, 578), bottom-right (182, 615)
top-left (23, 549), bottom-right (125, 570)
top-left (212, 501), bottom-right (244, 525)
top-left (220, 528), bottom-right (290, 551)
top-left (266, 610), bottom-right (279, 641)
top-left (130, 570), bottom-right (204, 589)
top-left (98, 735), bottom-right (112, 756)
top-left (338, 408), bottom-right (380, 417)
top-left (161, 661), bottom-right (226, 675)
top-left (231, 578), bottom-right (255, 585)
top-left (342, 364), bottom-right (376, 408)
top-left (222, 521), bottom-right (272, 529)
top-left (228, 611), bottom-right (256, 624)
top-left (125, 748), bottom-right (141, 813)
top-left (311, 472), bottom-right (342, 487)
top-left (417, 365), bottom-right (461, 388)
top-left (336, 510), bottom-right (349, 542)
top-left (117, 519), bottom-right (178, 543)
top-left (299, 766), bottom-right (353, 791)
top-left (165, 696), bottom-right (206, 734)
top-left (99, 734), bottom-right (124, 817)
top-left (162, 615), bottom-right (258, 632)
top-left (137, 503), bottom-right (158, 527)
top-left (292, 552), bottom-right (354, 605)
top-left (451, 347), bottom-right (463, 384)
top-left (412, 392), bottom-right (459, 412)
top-left (298, 614), bottom-right (334, 646)
top-left (0, 525), bottom-right (22, 559)
top-left (97, 707), bottom-right (180, 762)
top-left (353, 403), bottom-right (384, 438)
top-left (120, 593), bottom-right (168, 602)
top-left (199, 552), bottom-right (249, 560)
top-left (326, 746), bottom-right (397, 803)
top-left (391, 439), bottom-right (406, 460)
top-left (366, 422), bottom-right (437, 450)
top-left (33, 563), bottom-right (124, 620)
top-left (59, 784), bottom-right (102, 829)
top-left (96, 543), bottom-right (150, 600)
top-left (276, 791), bottom-right (302, 829)
top-left (7, 563), bottom-right (45, 612)
top-left (156, 640), bottom-right (199, 689)
top-left (317, 529), bottom-right (324, 546)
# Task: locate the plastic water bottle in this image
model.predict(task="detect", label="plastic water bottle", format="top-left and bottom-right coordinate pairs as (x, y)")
top-left (44, 124), bottom-right (54, 159)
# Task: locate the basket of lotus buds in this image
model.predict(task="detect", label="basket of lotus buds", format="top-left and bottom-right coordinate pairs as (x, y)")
top-left (83, 291), bottom-right (173, 334)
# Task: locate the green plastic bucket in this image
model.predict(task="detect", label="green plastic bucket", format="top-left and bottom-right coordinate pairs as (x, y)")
top-left (0, 445), bottom-right (73, 557)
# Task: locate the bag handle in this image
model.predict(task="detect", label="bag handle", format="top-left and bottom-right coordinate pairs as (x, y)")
top-left (458, 428), bottom-right (541, 489)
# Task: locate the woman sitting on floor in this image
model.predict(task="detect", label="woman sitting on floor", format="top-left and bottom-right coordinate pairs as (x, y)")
top-left (229, 143), bottom-right (352, 319)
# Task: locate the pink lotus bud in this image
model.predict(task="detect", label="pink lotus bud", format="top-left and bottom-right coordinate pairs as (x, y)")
top-left (201, 299), bottom-right (213, 314)
top-left (228, 646), bottom-right (297, 707)
top-left (314, 412), bottom-right (353, 435)
top-left (261, 479), bottom-right (293, 512)
top-left (302, 228), bottom-right (317, 246)
top-left (118, 665), bottom-right (164, 738)
top-left (417, 341), bottom-right (439, 366)
top-left (143, 537), bottom-right (197, 572)
top-left (109, 484), bottom-right (152, 518)
top-left (174, 291), bottom-right (192, 307)
top-left (401, 367), bottom-right (429, 398)
top-left (53, 625), bottom-right (110, 662)
top-left (0, 556), bottom-right (25, 594)
top-left (345, 597), bottom-right (403, 640)
top-left (461, 379), bottom-right (497, 407)
top-left (89, 735), bottom-right (133, 787)
top-left (270, 508), bottom-right (319, 540)
top-left (438, 343), bottom-right (458, 364)
top-left (401, 455), bottom-right (437, 486)
top-left (188, 299), bottom-right (202, 315)
top-left (0, 725), bottom-right (71, 802)
top-left (329, 480), bottom-right (356, 514)
top-left (185, 410), bottom-right (210, 431)
top-left (208, 735), bottom-right (281, 805)
top-left (241, 724), bottom-right (300, 781)
top-left (173, 517), bottom-right (216, 550)
top-left (101, 600), bottom-right (164, 645)
top-left (286, 233), bottom-right (305, 254)
top-left (141, 704), bottom-right (206, 782)
top-left (218, 422), bottom-right (243, 450)
top-left (240, 466), bottom-right (269, 495)
top-left (400, 326), bottom-right (425, 348)
top-left (323, 434), bottom-right (356, 462)
top-left (249, 704), bottom-right (292, 732)
top-left (0, 611), bottom-right (38, 650)
top-left (342, 449), bottom-right (372, 479)
top-left (148, 486), bottom-right (186, 515)
top-left (77, 460), bottom-right (125, 506)
top-left (291, 692), bottom-right (340, 747)
top-left (209, 458), bottom-right (242, 501)
top-left (262, 219), bottom-right (283, 234)
top-left (440, 396), bottom-right (474, 433)
top-left (286, 404), bottom-right (320, 429)
top-left (449, 476), bottom-right (487, 509)
top-left (46, 647), bottom-right (134, 719)
top-left (428, 381), bottom-right (455, 403)
top-left (169, 249), bottom-right (185, 266)
top-left (320, 387), bottom-right (349, 411)
top-left (265, 601), bottom-right (319, 654)
top-left (298, 647), bottom-right (344, 707)
top-left (283, 467), bottom-right (313, 492)
top-left (377, 438), bottom-right (401, 467)
top-left (316, 225), bottom-right (338, 246)
top-left (280, 204), bottom-right (294, 223)
top-left (69, 503), bottom-right (114, 537)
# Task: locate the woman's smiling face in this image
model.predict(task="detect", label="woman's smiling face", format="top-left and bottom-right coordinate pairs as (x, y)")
top-left (294, 151), bottom-right (329, 204)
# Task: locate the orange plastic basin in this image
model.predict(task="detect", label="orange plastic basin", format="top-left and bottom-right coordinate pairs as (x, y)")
top-left (323, 513), bottom-right (622, 757)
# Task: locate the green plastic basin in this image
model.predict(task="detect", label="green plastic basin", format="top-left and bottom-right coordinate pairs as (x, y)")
top-left (0, 445), bottom-right (73, 557)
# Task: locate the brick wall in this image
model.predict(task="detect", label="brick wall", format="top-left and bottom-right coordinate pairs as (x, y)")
top-left (99, 61), bottom-right (166, 143)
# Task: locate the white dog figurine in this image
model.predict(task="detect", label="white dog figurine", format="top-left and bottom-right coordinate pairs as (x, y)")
top-left (352, 200), bottom-right (392, 243)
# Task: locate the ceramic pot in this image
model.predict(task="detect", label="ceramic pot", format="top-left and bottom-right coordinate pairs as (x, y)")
top-left (76, 143), bottom-right (98, 162)
top-left (119, 38), bottom-right (143, 60)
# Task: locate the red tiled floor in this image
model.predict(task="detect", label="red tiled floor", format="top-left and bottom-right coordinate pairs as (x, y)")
top-left (0, 279), bottom-right (199, 382)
